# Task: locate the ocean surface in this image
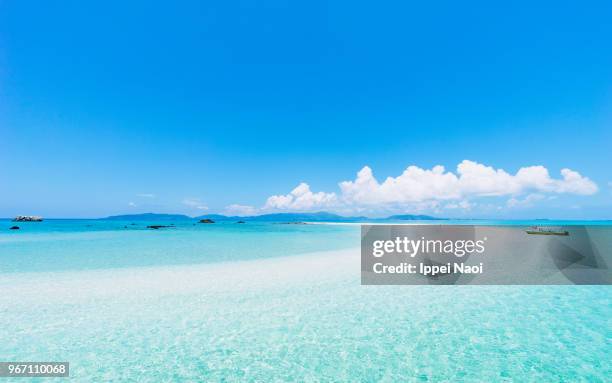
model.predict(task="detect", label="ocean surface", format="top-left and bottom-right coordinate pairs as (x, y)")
top-left (0, 219), bottom-right (610, 381)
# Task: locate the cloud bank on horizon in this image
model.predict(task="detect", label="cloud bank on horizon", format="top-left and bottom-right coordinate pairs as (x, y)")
top-left (226, 160), bottom-right (598, 215)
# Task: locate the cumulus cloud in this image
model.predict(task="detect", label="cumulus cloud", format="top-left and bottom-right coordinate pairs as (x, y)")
top-left (257, 160), bottom-right (597, 213)
top-left (264, 182), bottom-right (337, 211)
top-left (340, 165), bottom-right (460, 203)
top-left (340, 160), bottom-right (597, 205)
top-left (182, 198), bottom-right (208, 210)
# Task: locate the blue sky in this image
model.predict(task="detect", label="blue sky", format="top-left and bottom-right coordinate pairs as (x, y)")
top-left (1, 1), bottom-right (611, 218)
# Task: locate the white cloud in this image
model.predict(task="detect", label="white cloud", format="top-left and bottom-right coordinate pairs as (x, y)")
top-left (506, 193), bottom-right (545, 208)
top-left (182, 198), bottom-right (208, 210)
top-left (136, 193), bottom-right (155, 198)
top-left (255, 160), bottom-right (597, 213)
top-left (340, 161), bottom-right (597, 205)
top-left (340, 165), bottom-right (460, 203)
top-left (445, 200), bottom-right (473, 210)
top-left (224, 204), bottom-right (258, 216)
top-left (554, 169), bottom-right (599, 195)
top-left (337, 162), bottom-right (507, 206)
top-left (264, 182), bottom-right (337, 211)
top-left (128, 201), bottom-right (136, 207)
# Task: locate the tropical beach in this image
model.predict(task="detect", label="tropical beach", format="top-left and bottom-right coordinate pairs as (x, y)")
top-left (2, 0), bottom-right (611, 381)
top-left (1, 219), bottom-right (610, 381)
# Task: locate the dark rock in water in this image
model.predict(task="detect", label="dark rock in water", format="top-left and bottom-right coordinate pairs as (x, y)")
top-left (198, 219), bottom-right (215, 224)
top-left (236, 221), bottom-right (245, 224)
top-left (9, 226), bottom-right (20, 230)
top-left (130, 223), bottom-right (136, 225)
top-left (13, 215), bottom-right (43, 222)
top-left (278, 221), bottom-right (307, 225)
top-left (147, 225), bottom-right (173, 229)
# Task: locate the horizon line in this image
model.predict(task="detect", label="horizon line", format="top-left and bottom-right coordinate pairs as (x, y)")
top-left (2, 212), bottom-right (611, 221)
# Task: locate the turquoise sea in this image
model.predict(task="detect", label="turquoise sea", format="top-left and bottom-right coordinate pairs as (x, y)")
top-left (0, 219), bottom-right (610, 381)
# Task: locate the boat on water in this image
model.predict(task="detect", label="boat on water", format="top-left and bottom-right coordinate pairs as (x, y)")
top-left (525, 226), bottom-right (569, 236)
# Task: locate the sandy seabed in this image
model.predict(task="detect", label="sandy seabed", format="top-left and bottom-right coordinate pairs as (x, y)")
top-left (0, 248), bottom-right (610, 382)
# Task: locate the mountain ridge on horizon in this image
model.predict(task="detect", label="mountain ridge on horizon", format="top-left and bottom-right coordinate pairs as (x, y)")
top-left (103, 211), bottom-right (444, 222)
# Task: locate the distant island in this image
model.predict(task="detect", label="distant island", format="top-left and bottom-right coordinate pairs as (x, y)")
top-left (103, 211), bottom-right (444, 222)
top-left (13, 215), bottom-right (44, 222)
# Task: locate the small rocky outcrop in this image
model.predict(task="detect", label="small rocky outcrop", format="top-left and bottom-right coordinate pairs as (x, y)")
top-left (9, 226), bottom-right (20, 230)
top-left (13, 216), bottom-right (43, 222)
top-left (147, 225), bottom-right (174, 229)
top-left (236, 221), bottom-right (245, 224)
top-left (198, 219), bottom-right (215, 224)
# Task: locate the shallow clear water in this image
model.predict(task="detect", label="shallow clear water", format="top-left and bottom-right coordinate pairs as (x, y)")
top-left (0, 220), bottom-right (358, 273)
top-left (0, 220), bottom-right (610, 381)
top-left (2, 219), bottom-right (609, 273)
